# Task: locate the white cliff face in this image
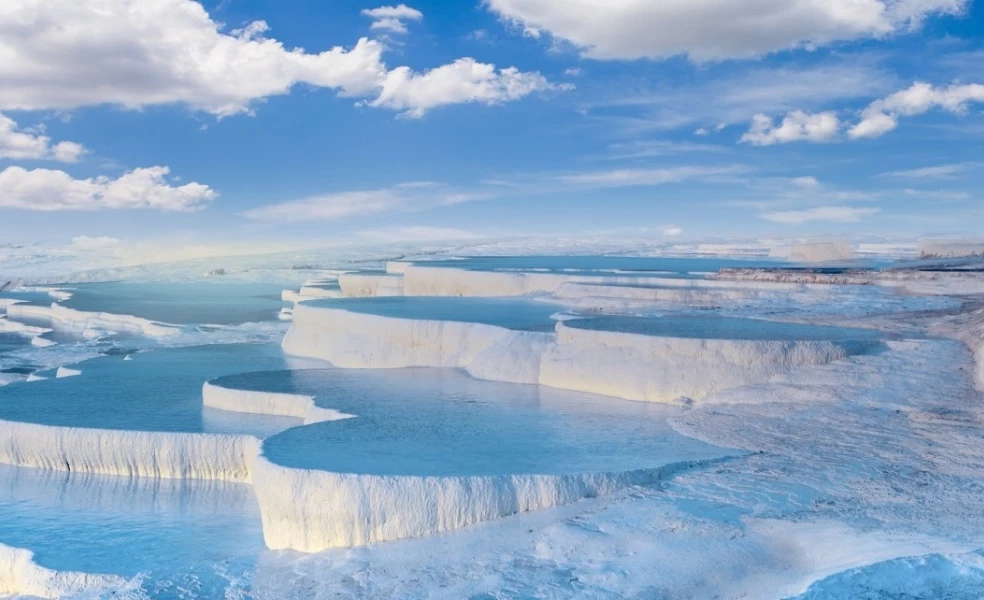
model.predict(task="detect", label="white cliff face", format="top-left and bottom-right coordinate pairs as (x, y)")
top-left (6, 303), bottom-right (180, 339)
top-left (250, 453), bottom-right (717, 552)
top-left (338, 273), bottom-right (405, 297)
top-left (959, 307), bottom-right (984, 390)
top-left (282, 303), bottom-right (552, 385)
top-left (281, 304), bottom-right (880, 404)
top-left (203, 381), bottom-right (355, 425)
top-left (298, 285), bottom-right (342, 299)
top-left (0, 419), bottom-right (259, 482)
top-left (539, 322), bottom-right (878, 403)
top-left (0, 543), bottom-right (130, 599)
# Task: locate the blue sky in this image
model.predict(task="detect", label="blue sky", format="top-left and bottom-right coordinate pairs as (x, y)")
top-left (0, 0), bottom-right (982, 259)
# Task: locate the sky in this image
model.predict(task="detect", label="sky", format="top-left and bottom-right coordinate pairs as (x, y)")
top-left (0, 0), bottom-right (983, 262)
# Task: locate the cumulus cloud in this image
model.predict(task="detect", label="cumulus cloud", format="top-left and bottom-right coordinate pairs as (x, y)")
top-left (740, 111), bottom-right (840, 145)
top-left (0, 0), bottom-right (556, 118)
top-left (849, 82), bottom-right (984, 139)
top-left (361, 4), bottom-right (423, 34)
top-left (759, 206), bottom-right (880, 224)
top-left (0, 166), bottom-right (216, 211)
top-left (0, 113), bottom-right (86, 162)
top-left (486, 0), bottom-right (965, 61)
top-left (242, 183), bottom-right (488, 223)
top-left (368, 58), bottom-right (567, 118)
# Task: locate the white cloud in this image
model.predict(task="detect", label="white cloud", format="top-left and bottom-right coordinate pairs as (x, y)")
top-left (792, 176), bottom-right (821, 188)
top-left (0, 165), bottom-right (216, 211)
top-left (759, 205), bottom-right (880, 224)
top-left (740, 111), bottom-right (840, 145)
top-left (850, 82), bottom-right (984, 139)
top-left (0, 0), bottom-right (555, 118)
top-left (361, 4), bottom-right (423, 34)
top-left (486, 0), bottom-right (965, 61)
top-left (563, 68), bottom-right (582, 77)
top-left (592, 61), bottom-right (894, 133)
top-left (69, 235), bottom-right (121, 250)
top-left (0, 113), bottom-right (86, 162)
top-left (881, 163), bottom-right (974, 178)
top-left (557, 165), bottom-right (743, 187)
top-left (242, 183), bottom-right (488, 223)
top-left (662, 225), bottom-right (683, 237)
top-left (368, 58), bottom-right (567, 118)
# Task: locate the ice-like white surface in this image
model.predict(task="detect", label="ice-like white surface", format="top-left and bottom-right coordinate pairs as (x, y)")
top-left (252, 454), bottom-right (717, 551)
top-left (788, 240), bottom-right (854, 263)
top-left (0, 316), bottom-right (50, 337)
top-left (203, 381), bottom-right (354, 425)
top-left (7, 303), bottom-right (180, 338)
top-left (281, 289), bottom-right (305, 303)
top-left (0, 299), bottom-right (24, 313)
top-left (399, 265), bottom-right (684, 297)
top-left (549, 280), bottom-right (767, 310)
top-left (54, 366), bottom-right (80, 378)
top-left (283, 303), bottom-right (882, 403)
top-left (338, 272), bottom-right (405, 297)
top-left (298, 285), bottom-right (342, 299)
top-left (0, 418), bottom-right (259, 481)
top-left (540, 319), bottom-right (880, 403)
top-left (919, 240), bottom-right (984, 259)
top-left (283, 303), bottom-right (552, 384)
top-left (385, 261), bottom-right (412, 274)
top-left (0, 417), bottom-right (259, 481)
top-left (0, 542), bottom-right (129, 599)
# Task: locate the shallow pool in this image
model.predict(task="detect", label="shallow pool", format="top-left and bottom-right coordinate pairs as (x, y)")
top-left (566, 315), bottom-right (888, 341)
top-left (308, 296), bottom-right (566, 331)
top-left (62, 282), bottom-right (286, 325)
top-left (231, 367), bottom-right (736, 477)
top-left (0, 343), bottom-right (310, 434)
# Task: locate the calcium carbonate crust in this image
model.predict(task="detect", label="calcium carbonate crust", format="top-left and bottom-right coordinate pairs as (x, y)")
top-left (0, 543), bottom-right (132, 599)
top-left (283, 303), bottom-right (881, 403)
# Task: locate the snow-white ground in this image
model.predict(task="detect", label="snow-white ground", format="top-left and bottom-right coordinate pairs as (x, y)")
top-left (1, 247), bottom-right (983, 598)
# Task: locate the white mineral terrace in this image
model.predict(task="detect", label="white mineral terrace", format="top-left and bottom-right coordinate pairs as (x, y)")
top-left (283, 301), bottom-right (884, 403)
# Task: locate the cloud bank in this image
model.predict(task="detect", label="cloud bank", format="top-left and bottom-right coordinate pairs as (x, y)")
top-left (0, 165), bottom-right (216, 211)
top-left (0, 113), bottom-right (86, 162)
top-left (0, 0), bottom-right (558, 118)
top-left (486, 0), bottom-right (965, 61)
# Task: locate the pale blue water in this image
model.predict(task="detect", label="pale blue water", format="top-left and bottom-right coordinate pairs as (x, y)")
top-left (304, 281), bottom-right (340, 290)
top-left (0, 289), bottom-right (53, 306)
top-left (245, 368), bottom-right (735, 477)
top-left (567, 315), bottom-right (888, 341)
top-left (0, 272), bottom-right (970, 598)
top-left (310, 297), bottom-right (565, 331)
top-left (0, 463), bottom-right (266, 594)
top-left (417, 255), bottom-right (789, 274)
top-left (789, 552), bottom-right (984, 599)
top-left (62, 282), bottom-right (286, 325)
top-left (0, 343), bottom-right (299, 434)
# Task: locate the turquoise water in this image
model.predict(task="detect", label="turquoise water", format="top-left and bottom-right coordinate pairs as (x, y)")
top-left (309, 297), bottom-right (565, 331)
top-left (62, 282), bottom-right (286, 325)
top-left (0, 343), bottom-right (300, 434)
top-left (245, 368), bottom-right (735, 477)
top-left (0, 289), bottom-right (54, 306)
top-left (0, 462), bottom-right (266, 593)
top-left (415, 255), bottom-right (789, 274)
top-left (567, 315), bottom-right (888, 341)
